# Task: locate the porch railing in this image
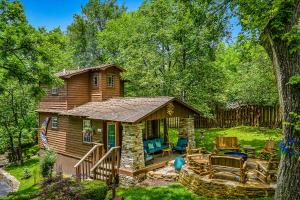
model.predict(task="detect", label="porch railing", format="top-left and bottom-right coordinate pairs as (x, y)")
top-left (90, 146), bottom-right (121, 184)
top-left (74, 142), bottom-right (104, 181)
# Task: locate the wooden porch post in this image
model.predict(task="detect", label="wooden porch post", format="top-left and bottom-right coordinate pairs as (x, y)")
top-left (163, 119), bottom-right (168, 143)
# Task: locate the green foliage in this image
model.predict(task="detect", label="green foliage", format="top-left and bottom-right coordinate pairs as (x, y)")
top-left (215, 40), bottom-right (278, 106)
top-left (2, 157), bottom-right (40, 200)
top-left (27, 145), bottom-right (40, 157)
top-left (40, 149), bottom-right (57, 178)
top-left (99, 0), bottom-right (229, 115)
top-left (22, 168), bottom-right (31, 179)
top-left (67, 0), bottom-right (126, 66)
top-left (287, 74), bottom-right (300, 85)
top-left (80, 180), bottom-right (108, 200)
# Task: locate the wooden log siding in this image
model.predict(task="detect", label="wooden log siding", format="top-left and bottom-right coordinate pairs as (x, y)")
top-left (101, 67), bottom-right (122, 100)
top-left (39, 113), bottom-right (104, 158)
top-left (67, 73), bottom-right (90, 109)
top-left (168, 105), bottom-right (282, 129)
top-left (39, 83), bottom-right (68, 110)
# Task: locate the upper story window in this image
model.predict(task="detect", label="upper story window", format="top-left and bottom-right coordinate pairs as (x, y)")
top-left (91, 73), bottom-right (99, 88)
top-left (107, 74), bottom-right (114, 88)
top-left (51, 116), bottom-right (58, 129)
top-left (51, 87), bottom-right (59, 95)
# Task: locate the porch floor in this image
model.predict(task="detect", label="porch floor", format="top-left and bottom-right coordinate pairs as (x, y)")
top-left (147, 151), bottom-right (184, 166)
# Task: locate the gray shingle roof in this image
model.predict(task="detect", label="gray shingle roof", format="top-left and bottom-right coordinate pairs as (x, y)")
top-left (56, 64), bottom-right (125, 78)
top-left (59, 96), bottom-right (199, 123)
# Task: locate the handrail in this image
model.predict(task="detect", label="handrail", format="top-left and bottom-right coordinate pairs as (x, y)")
top-left (90, 146), bottom-right (120, 171)
top-left (74, 143), bottom-right (103, 168)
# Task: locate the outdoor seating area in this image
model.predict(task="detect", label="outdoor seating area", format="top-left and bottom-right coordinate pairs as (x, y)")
top-left (143, 135), bottom-right (280, 198)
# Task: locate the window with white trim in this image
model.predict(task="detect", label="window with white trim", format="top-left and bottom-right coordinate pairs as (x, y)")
top-left (51, 87), bottom-right (59, 95)
top-left (107, 74), bottom-right (114, 88)
top-left (51, 117), bottom-right (58, 129)
top-left (82, 119), bottom-right (92, 143)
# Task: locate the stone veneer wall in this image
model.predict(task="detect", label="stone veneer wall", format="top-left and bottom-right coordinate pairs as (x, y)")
top-left (0, 169), bottom-right (19, 192)
top-left (119, 123), bottom-right (146, 186)
top-left (179, 117), bottom-right (196, 148)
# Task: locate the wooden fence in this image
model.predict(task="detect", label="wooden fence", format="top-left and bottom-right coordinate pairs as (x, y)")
top-left (168, 105), bottom-right (282, 129)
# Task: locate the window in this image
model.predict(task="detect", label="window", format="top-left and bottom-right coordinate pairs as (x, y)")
top-left (51, 117), bottom-right (58, 129)
top-left (51, 87), bottom-right (59, 95)
top-left (91, 73), bottom-right (99, 87)
top-left (107, 74), bottom-right (114, 87)
top-left (82, 119), bottom-right (92, 143)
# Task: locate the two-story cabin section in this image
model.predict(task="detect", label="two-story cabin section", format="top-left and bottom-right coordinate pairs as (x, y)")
top-left (37, 64), bottom-right (200, 185)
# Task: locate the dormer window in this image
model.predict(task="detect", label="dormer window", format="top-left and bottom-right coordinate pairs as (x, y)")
top-left (51, 87), bottom-right (59, 95)
top-left (107, 74), bottom-right (114, 88)
top-left (91, 73), bottom-right (99, 88)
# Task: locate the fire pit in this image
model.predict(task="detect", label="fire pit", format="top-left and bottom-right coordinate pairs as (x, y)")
top-left (224, 152), bottom-right (248, 161)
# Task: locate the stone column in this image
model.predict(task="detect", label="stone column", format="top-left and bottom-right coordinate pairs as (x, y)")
top-left (179, 117), bottom-right (196, 148)
top-left (119, 123), bottom-right (146, 185)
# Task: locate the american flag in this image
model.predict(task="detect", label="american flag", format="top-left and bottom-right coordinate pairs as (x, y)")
top-left (40, 117), bottom-right (50, 150)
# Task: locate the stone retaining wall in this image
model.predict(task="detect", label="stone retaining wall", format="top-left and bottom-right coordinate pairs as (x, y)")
top-left (0, 169), bottom-right (19, 192)
top-left (179, 167), bottom-right (275, 198)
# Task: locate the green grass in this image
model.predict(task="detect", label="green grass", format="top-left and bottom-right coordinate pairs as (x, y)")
top-left (168, 126), bottom-right (282, 152)
top-left (1, 157), bottom-right (41, 200)
top-left (115, 183), bottom-right (273, 200)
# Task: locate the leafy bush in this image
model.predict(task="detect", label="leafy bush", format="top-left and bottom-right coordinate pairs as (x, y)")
top-left (40, 149), bottom-right (56, 178)
top-left (22, 167), bottom-right (31, 179)
top-left (27, 145), bottom-right (40, 157)
top-left (80, 180), bottom-right (108, 200)
top-left (39, 176), bottom-right (82, 200)
top-left (38, 177), bottom-right (108, 200)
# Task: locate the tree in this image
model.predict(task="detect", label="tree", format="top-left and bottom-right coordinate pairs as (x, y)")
top-left (227, 0), bottom-right (300, 199)
top-left (67, 0), bottom-right (126, 67)
top-left (215, 40), bottom-right (278, 106)
top-left (99, 0), bottom-right (229, 115)
top-left (0, 0), bottom-right (70, 163)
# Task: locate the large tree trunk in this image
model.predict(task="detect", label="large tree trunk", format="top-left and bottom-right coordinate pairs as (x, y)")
top-left (262, 28), bottom-right (300, 199)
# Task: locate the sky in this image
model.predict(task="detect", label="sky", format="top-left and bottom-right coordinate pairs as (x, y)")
top-left (21, 0), bottom-right (142, 31)
top-left (20, 0), bottom-right (241, 39)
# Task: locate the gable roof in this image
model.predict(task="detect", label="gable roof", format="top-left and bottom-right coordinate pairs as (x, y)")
top-left (60, 96), bottom-right (200, 123)
top-left (56, 64), bottom-right (125, 78)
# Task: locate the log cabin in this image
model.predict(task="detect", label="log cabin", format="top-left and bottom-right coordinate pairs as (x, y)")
top-left (37, 64), bottom-right (200, 185)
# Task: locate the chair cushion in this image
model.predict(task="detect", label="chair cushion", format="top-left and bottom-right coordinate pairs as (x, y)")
top-left (148, 143), bottom-right (154, 150)
top-left (155, 141), bottom-right (162, 148)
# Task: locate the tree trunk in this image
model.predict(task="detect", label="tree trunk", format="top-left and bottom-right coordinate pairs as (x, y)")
top-left (163, 119), bottom-right (169, 143)
top-left (262, 29), bottom-right (300, 200)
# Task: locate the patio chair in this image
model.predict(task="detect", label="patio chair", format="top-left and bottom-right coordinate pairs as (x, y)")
top-left (172, 137), bottom-right (188, 153)
top-left (259, 139), bottom-right (277, 160)
top-left (144, 150), bottom-right (154, 164)
top-left (256, 154), bottom-right (279, 183)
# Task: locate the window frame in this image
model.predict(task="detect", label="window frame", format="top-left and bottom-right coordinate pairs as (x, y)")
top-left (82, 119), bottom-right (92, 144)
top-left (91, 73), bottom-right (99, 88)
top-left (106, 74), bottom-right (115, 88)
top-left (51, 116), bottom-right (58, 129)
top-left (51, 87), bottom-right (59, 95)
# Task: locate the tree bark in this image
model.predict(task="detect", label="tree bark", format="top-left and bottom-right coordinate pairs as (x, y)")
top-left (262, 28), bottom-right (300, 199)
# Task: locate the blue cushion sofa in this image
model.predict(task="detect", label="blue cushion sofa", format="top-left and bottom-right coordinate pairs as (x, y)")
top-left (144, 138), bottom-right (169, 154)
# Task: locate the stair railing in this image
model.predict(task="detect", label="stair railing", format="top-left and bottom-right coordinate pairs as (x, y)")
top-left (90, 146), bottom-right (121, 184)
top-left (74, 143), bottom-right (104, 181)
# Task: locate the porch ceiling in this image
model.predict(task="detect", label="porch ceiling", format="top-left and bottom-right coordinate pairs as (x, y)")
top-left (60, 96), bottom-right (200, 123)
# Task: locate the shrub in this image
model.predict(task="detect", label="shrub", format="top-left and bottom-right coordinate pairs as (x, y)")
top-left (80, 180), bottom-right (108, 200)
top-left (40, 149), bottom-right (57, 178)
top-left (22, 167), bottom-right (31, 179)
top-left (39, 176), bottom-right (82, 200)
top-left (28, 145), bottom-right (40, 157)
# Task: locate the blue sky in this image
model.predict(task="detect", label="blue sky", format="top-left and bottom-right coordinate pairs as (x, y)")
top-left (20, 0), bottom-right (241, 39)
top-left (21, 0), bottom-right (142, 31)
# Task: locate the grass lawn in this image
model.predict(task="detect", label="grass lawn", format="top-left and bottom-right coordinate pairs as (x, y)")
top-left (116, 183), bottom-right (273, 200)
top-left (1, 157), bottom-right (41, 200)
top-left (168, 126), bottom-right (282, 152)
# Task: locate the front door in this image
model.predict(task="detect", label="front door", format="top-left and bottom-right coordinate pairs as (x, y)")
top-left (107, 123), bottom-right (116, 150)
